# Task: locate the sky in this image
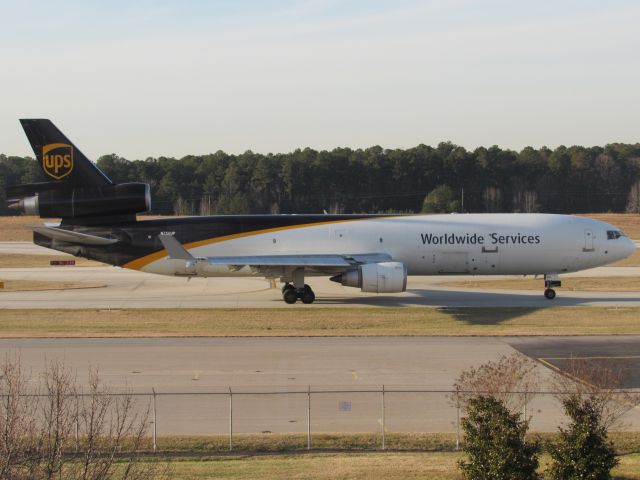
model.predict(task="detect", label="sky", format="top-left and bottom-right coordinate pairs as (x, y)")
top-left (1, 0), bottom-right (639, 159)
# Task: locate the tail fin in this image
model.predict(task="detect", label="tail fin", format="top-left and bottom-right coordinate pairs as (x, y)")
top-left (7, 119), bottom-right (150, 221)
top-left (20, 119), bottom-right (112, 187)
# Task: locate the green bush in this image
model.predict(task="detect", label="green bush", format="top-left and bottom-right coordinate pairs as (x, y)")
top-left (421, 184), bottom-right (461, 213)
top-left (547, 395), bottom-right (618, 480)
top-left (458, 395), bottom-right (540, 480)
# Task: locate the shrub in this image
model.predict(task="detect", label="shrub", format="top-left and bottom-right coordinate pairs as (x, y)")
top-left (458, 395), bottom-right (540, 480)
top-left (547, 394), bottom-right (618, 480)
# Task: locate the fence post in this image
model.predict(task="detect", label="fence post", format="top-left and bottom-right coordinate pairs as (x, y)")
top-left (75, 393), bottom-right (79, 454)
top-left (229, 387), bottom-right (233, 451)
top-left (523, 391), bottom-right (528, 444)
top-left (382, 385), bottom-right (386, 450)
top-left (152, 388), bottom-right (157, 452)
top-left (307, 385), bottom-right (311, 450)
top-left (455, 386), bottom-right (460, 451)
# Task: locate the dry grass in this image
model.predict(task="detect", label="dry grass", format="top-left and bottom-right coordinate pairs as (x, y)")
top-left (0, 215), bottom-right (57, 241)
top-left (0, 253), bottom-right (102, 267)
top-left (167, 452), bottom-right (464, 480)
top-left (139, 431), bottom-right (640, 479)
top-left (0, 307), bottom-right (639, 337)
top-left (613, 250), bottom-right (640, 266)
top-left (0, 215), bottom-right (168, 241)
top-left (132, 452), bottom-right (640, 480)
top-left (0, 279), bottom-right (103, 291)
top-left (444, 276), bottom-right (640, 291)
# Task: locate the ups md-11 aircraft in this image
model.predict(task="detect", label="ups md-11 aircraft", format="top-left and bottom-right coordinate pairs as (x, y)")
top-left (7, 120), bottom-right (636, 304)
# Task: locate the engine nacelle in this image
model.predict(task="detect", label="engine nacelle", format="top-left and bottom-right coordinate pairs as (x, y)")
top-left (9, 183), bottom-right (151, 218)
top-left (330, 262), bottom-right (407, 293)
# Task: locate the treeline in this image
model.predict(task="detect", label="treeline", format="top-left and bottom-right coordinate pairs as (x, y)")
top-left (2, 142), bottom-right (640, 215)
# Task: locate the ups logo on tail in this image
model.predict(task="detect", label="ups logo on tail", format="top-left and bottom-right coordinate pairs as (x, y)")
top-left (42, 143), bottom-right (73, 179)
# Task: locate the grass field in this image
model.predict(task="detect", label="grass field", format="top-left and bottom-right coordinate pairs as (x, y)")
top-left (0, 253), bottom-right (102, 267)
top-left (0, 279), bottom-right (102, 291)
top-left (444, 276), bottom-right (640, 291)
top-left (107, 431), bottom-right (640, 479)
top-left (0, 215), bottom-right (165, 241)
top-left (0, 307), bottom-right (639, 337)
top-left (125, 452), bottom-right (640, 479)
top-left (583, 213), bottom-right (640, 239)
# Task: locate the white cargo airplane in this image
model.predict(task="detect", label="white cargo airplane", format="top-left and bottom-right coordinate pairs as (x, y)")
top-left (8, 120), bottom-right (637, 304)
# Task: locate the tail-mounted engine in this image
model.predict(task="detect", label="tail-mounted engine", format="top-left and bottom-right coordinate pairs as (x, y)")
top-left (7, 182), bottom-right (151, 219)
top-left (330, 261), bottom-right (407, 293)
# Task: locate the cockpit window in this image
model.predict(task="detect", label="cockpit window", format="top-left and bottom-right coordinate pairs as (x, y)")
top-left (607, 230), bottom-right (625, 240)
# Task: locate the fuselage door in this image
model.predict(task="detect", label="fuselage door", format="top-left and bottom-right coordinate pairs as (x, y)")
top-left (584, 229), bottom-right (594, 252)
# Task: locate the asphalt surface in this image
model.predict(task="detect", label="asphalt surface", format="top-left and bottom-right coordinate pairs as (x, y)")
top-left (509, 336), bottom-right (640, 389)
top-left (1, 336), bottom-right (639, 434)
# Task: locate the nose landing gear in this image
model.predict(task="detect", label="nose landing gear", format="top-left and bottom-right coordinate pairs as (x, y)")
top-left (544, 274), bottom-right (561, 300)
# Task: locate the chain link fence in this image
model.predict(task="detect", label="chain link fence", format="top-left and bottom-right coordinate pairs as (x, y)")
top-left (99, 386), bottom-right (640, 451)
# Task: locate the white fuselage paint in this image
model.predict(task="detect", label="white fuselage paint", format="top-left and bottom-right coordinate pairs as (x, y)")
top-left (139, 214), bottom-right (636, 278)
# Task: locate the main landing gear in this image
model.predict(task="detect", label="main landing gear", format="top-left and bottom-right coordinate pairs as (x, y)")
top-left (281, 267), bottom-right (316, 304)
top-left (544, 274), bottom-right (561, 300)
top-left (282, 283), bottom-right (316, 304)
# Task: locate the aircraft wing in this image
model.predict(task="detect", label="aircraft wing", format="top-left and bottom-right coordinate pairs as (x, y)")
top-left (158, 234), bottom-right (391, 273)
top-left (205, 253), bottom-right (392, 267)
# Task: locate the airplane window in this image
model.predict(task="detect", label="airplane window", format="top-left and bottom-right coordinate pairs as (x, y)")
top-left (606, 230), bottom-right (623, 240)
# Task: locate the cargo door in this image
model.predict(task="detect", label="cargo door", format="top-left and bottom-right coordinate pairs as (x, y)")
top-left (435, 252), bottom-right (469, 274)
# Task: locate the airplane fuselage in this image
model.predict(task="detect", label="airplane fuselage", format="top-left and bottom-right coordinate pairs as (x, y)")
top-left (39, 213), bottom-right (635, 280)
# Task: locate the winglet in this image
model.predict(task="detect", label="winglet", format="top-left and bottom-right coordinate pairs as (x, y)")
top-left (159, 235), bottom-right (194, 260)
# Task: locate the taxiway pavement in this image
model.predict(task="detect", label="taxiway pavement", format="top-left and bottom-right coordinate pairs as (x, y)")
top-left (1, 264), bottom-right (640, 308)
top-left (1, 336), bottom-right (639, 434)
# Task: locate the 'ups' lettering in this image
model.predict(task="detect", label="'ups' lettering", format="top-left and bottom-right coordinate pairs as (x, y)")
top-left (41, 143), bottom-right (74, 180)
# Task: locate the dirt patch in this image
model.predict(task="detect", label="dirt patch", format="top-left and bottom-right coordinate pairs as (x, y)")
top-left (0, 215), bottom-right (171, 241)
top-left (443, 276), bottom-right (640, 291)
top-left (0, 280), bottom-right (103, 291)
top-left (0, 254), bottom-right (103, 268)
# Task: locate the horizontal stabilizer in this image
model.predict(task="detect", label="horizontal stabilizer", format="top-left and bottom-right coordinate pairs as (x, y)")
top-left (159, 234), bottom-right (194, 260)
top-left (32, 226), bottom-right (118, 246)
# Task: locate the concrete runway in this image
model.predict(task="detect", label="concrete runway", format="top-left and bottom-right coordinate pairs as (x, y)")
top-left (2, 240), bottom-right (639, 308)
top-left (2, 336), bottom-right (639, 434)
top-left (1, 264), bottom-right (640, 308)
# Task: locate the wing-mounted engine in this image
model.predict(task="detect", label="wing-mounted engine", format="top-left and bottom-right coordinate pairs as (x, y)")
top-left (7, 182), bottom-right (151, 219)
top-left (330, 262), bottom-right (407, 293)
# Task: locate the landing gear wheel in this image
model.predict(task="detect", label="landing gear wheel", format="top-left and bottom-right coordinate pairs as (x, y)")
top-left (544, 288), bottom-right (556, 300)
top-left (283, 289), bottom-right (298, 304)
top-left (301, 286), bottom-right (316, 304)
top-left (282, 283), bottom-right (294, 294)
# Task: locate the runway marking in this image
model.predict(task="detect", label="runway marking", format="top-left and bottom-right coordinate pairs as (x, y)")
top-left (350, 370), bottom-right (359, 380)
